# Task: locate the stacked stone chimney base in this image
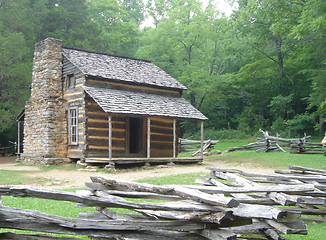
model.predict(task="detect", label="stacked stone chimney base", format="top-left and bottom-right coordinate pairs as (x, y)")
top-left (20, 38), bottom-right (68, 165)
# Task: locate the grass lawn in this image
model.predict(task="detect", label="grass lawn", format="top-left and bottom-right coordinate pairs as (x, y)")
top-left (0, 139), bottom-right (326, 239)
top-left (0, 170), bottom-right (40, 185)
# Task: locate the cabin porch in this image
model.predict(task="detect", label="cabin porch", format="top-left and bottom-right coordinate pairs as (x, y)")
top-left (84, 156), bottom-right (203, 165)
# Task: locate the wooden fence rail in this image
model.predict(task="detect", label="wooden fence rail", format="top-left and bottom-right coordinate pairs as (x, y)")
top-left (227, 129), bottom-right (326, 155)
top-left (2, 165), bottom-right (326, 239)
top-left (179, 138), bottom-right (218, 156)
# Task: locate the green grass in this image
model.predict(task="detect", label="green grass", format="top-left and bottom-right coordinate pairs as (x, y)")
top-left (208, 150), bottom-right (326, 170)
top-left (0, 170), bottom-right (40, 185)
top-left (138, 172), bottom-right (204, 185)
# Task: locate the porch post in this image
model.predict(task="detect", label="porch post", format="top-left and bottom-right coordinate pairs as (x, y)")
top-left (108, 115), bottom-right (112, 160)
top-left (173, 119), bottom-right (176, 158)
top-left (200, 121), bottom-right (204, 159)
top-left (147, 117), bottom-right (151, 159)
top-left (17, 121), bottom-right (21, 155)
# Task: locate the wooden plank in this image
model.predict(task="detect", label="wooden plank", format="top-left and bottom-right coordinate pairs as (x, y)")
top-left (173, 119), bottom-right (176, 158)
top-left (85, 157), bottom-right (202, 164)
top-left (192, 140), bottom-right (211, 157)
top-left (151, 117), bottom-right (174, 123)
top-left (200, 121), bottom-right (204, 159)
top-left (108, 115), bottom-right (112, 160)
top-left (147, 117), bottom-right (150, 159)
top-left (88, 145), bottom-right (124, 151)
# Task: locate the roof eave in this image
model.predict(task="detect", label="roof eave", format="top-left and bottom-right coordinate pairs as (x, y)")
top-left (85, 74), bottom-right (187, 92)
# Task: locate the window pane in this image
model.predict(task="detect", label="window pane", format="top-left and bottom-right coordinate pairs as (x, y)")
top-left (69, 108), bottom-right (78, 144)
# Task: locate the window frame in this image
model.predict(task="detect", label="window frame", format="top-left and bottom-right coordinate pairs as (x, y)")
top-left (68, 107), bottom-right (78, 145)
top-left (66, 74), bottom-right (75, 89)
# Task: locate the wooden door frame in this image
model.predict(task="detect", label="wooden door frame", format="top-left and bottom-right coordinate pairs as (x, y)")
top-left (125, 117), bottom-right (144, 157)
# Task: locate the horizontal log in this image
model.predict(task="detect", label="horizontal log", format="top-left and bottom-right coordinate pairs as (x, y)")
top-left (150, 117), bottom-right (174, 123)
top-left (181, 183), bottom-right (315, 194)
top-left (264, 219), bottom-right (307, 235)
top-left (0, 232), bottom-right (84, 240)
top-left (136, 209), bottom-right (231, 224)
top-left (94, 189), bottom-right (181, 201)
top-left (87, 79), bottom-right (181, 96)
top-left (88, 145), bottom-right (125, 151)
top-left (0, 186), bottom-right (221, 212)
top-left (180, 139), bottom-right (218, 145)
top-left (0, 206), bottom-right (202, 240)
top-left (90, 176), bottom-right (239, 208)
top-left (196, 229), bottom-right (236, 240)
top-left (289, 165), bottom-right (326, 175)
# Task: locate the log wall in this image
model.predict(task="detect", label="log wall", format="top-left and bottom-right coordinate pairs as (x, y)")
top-left (84, 78), bottom-right (179, 159)
top-left (63, 57), bottom-right (86, 159)
top-left (85, 96), bottom-right (128, 158)
top-left (86, 78), bottom-right (181, 97)
top-left (85, 97), bottom-right (178, 158)
top-left (150, 118), bottom-right (176, 157)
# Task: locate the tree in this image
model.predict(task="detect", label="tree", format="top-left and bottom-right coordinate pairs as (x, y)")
top-left (119, 0), bottom-right (145, 26)
top-left (0, 1), bottom-right (35, 135)
top-left (86, 0), bottom-right (141, 56)
top-left (292, 0), bottom-right (326, 134)
top-left (236, 0), bottom-right (303, 97)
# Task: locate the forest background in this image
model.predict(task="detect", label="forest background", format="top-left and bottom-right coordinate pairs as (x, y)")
top-left (0, 0), bottom-right (325, 147)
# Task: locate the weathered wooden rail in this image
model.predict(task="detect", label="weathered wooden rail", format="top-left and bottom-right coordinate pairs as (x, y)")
top-left (179, 138), bottom-right (218, 156)
top-left (2, 165), bottom-right (326, 239)
top-left (227, 130), bottom-right (326, 155)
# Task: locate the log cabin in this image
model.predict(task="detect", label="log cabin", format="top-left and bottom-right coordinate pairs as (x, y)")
top-left (19, 38), bottom-right (207, 165)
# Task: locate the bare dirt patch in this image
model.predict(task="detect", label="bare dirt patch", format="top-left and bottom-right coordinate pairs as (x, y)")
top-left (10, 157), bottom-right (277, 189)
top-left (0, 156), bottom-right (41, 171)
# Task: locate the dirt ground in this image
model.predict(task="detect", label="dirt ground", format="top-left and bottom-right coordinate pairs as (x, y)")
top-left (0, 156), bottom-right (277, 189)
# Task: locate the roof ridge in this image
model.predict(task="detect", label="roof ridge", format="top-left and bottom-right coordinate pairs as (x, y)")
top-left (62, 47), bottom-right (152, 63)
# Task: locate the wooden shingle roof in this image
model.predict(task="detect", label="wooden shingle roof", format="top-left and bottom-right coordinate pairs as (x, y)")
top-left (83, 86), bottom-right (208, 121)
top-left (63, 48), bottom-right (187, 90)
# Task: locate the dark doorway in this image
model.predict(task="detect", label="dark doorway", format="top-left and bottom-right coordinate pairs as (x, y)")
top-left (129, 118), bottom-right (143, 154)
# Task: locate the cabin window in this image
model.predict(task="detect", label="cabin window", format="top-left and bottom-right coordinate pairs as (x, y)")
top-left (66, 74), bottom-right (75, 88)
top-left (68, 108), bottom-right (78, 145)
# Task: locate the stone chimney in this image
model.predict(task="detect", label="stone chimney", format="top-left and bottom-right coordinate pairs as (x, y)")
top-left (21, 38), bottom-right (68, 164)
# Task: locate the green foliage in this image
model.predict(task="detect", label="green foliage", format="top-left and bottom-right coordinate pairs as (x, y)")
top-left (286, 112), bottom-right (317, 137)
top-left (268, 95), bottom-right (294, 120)
top-left (271, 116), bottom-right (286, 135)
top-left (0, 0), bottom-right (325, 143)
top-left (0, 0), bottom-right (143, 140)
top-left (182, 127), bottom-right (250, 140)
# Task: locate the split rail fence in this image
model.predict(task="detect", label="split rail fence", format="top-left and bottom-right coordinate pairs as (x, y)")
top-left (179, 138), bottom-right (218, 156)
top-left (2, 165), bottom-right (326, 239)
top-left (227, 130), bottom-right (326, 155)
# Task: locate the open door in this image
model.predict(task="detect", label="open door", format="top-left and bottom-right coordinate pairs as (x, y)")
top-left (127, 117), bottom-right (143, 156)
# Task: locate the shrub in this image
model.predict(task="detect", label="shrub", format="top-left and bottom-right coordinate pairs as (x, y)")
top-left (182, 128), bottom-right (250, 140)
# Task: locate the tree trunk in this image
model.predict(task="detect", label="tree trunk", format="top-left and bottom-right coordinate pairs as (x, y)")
top-left (275, 35), bottom-right (285, 97)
